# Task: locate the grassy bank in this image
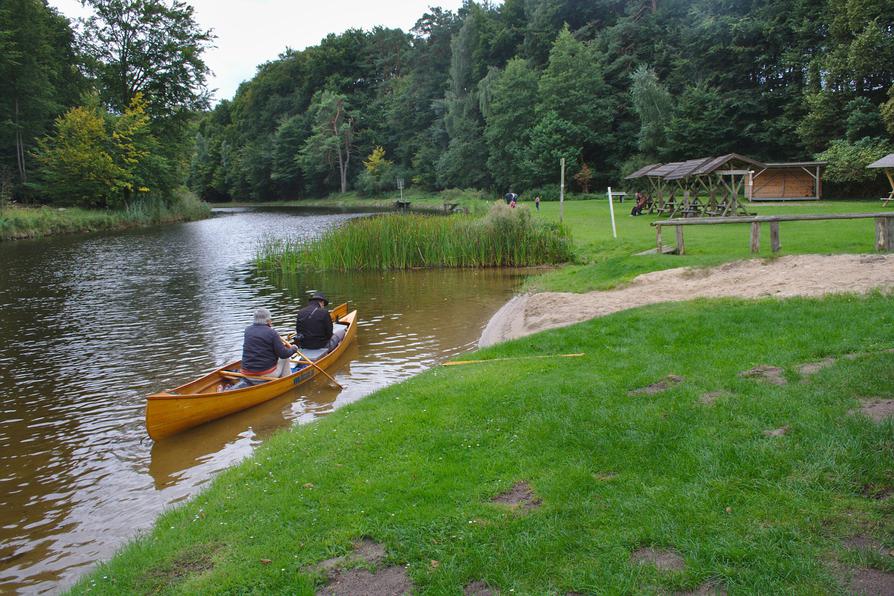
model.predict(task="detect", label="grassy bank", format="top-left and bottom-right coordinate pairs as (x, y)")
top-left (72, 293), bottom-right (893, 594)
top-left (214, 189), bottom-right (495, 215)
top-left (527, 199), bottom-right (889, 292)
top-left (0, 191), bottom-right (211, 241)
top-left (256, 203), bottom-right (573, 271)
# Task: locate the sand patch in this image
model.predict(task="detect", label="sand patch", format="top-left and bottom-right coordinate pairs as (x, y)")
top-left (852, 399), bottom-right (894, 422)
top-left (848, 568), bottom-right (894, 595)
top-left (479, 255), bottom-right (894, 346)
top-left (797, 357), bottom-right (837, 377)
top-left (739, 365), bottom-right (787, 385)
top-left (763, 426), bottom-right (790, 437)
top-left (629, 374), bottom-right (684, 396)
top-left (491, 481), bottom-right (542, 511)
top-left (699, 391), bottom-right (730, 405)
top-left (630, 547), bottom-right (685, 571)
top-left (308, 538), bottom-right (388, 577)
top-left (843, 535), bottom-right (887, 554)
top-left (317, 566), bottom-right (411, 596)
top-left (676, 581), bottom-right (727, 595)
top-left (464, 580), bottom-right (498, 595)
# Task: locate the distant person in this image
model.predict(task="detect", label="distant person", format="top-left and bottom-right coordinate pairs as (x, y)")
top-left (241, 307), bottom-right (297, 379)
top-left (295, 292), bottom-right (346, 353)
top-left (534, 195), bottom-right (541, 211)
top-left (631, 191), bottom-right (649, 216)
top-left (510, 196), bottom-right (517, 208)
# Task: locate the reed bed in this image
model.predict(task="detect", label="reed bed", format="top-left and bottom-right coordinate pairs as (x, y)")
top-left (256, 203), bottom-right (573, 271)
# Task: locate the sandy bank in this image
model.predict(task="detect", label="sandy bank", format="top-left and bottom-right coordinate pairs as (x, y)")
top-left (479, 254), bottom-right (894, 346)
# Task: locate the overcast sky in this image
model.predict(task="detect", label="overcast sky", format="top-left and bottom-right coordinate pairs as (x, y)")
top-left (49, 0), bottom-right (468, 103)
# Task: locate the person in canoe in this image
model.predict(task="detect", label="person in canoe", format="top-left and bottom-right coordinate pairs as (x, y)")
top-left (241, 307), bottom-right (298, 379)
top-left (295, 292), bottom-right (346, 355)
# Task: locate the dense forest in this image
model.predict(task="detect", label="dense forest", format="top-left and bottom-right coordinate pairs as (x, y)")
top-left (3, 0), bottom-right (894, 207)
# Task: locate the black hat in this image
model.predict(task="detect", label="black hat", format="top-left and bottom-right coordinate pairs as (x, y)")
top-left (309, 292), bottom-right (328, 305)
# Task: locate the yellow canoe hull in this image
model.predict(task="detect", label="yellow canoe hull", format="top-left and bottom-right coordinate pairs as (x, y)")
top-left (146, 305), bottom-right (356, 440)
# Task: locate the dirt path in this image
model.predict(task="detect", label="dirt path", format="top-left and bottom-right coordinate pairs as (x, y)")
top-left (479, 254), bottom-right (894, 346)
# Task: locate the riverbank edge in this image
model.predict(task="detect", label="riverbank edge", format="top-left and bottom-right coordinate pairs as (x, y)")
top-left (68, 291), bottom-right (894, 594)
top-left (0, 200), bottom-right (212, 241)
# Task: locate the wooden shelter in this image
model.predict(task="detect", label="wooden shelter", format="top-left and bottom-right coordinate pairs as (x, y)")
top-left (628, 153), bottom-right (764, 217)
top-left (867, 153), bottom-right (894, 207)
top-left (750, 162), bottom-right (825, 201)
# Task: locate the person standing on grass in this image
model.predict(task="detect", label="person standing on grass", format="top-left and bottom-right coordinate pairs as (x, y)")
top-left (241, 307), bottom-right (298, 378)
top-left (535, 195), bottom-right (541, 211)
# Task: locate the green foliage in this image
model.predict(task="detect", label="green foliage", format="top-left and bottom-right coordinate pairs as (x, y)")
top-left (34, 94), bottom-right (162, 208)
top-left (300, 91), bottom-right (357, 193)
top-left (629, 65), bottom-right (673, 159)
top-left (79, 0), bottom-right (213, 121)
top-left (257, 202), bottom-right (573, 271)
top-left (816, 137), bottom-right (894, 184)
top-left (0, 0), bottom-right (84, 196)
top-left (482, 58), bottom-right (538, 191)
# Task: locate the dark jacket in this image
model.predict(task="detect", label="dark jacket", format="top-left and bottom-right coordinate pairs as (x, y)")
top-left (241, 323), bottom-right (296, 373)
top-left (295, 302), bottom-right (333, 349)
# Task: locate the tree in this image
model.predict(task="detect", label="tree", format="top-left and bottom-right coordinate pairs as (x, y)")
top-left (300, 91), bottom-right (357, 193)
top-left (0, 0), bottom-right (83, 195)
top-left (34, 99), bottom-right (129, 207)
top-left (79, 0), bottom-right (214, 122)
top-left (573, 161), bottom-right (593, 193)
top-left (629, 65), bottom-right (673, 159)
top-left (816, 137), bottom-right (894, 185)
top-left (482, 58), bottom-right (538, 191)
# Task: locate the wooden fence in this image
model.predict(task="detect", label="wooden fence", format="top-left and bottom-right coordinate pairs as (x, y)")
top-left (651, 213), bottom-right (894, 255)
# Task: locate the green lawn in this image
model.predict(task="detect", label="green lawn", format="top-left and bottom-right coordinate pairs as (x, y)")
top-left (527, 199), bottom-right (888, 292)
top-left (72, 294), bottom-right (894, 594)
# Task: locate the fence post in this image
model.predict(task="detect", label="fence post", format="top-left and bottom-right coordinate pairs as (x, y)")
top-left (607, 186), bottom-right (617, 239)
top-left (750, 222), bottom-right (761, 254)
top-left (675, 225), bottom-right (685, 255)
top-left (770, 221), bottom-right (780, 253)
top-left (877, 217), bottom-right (893, 251)
top-left (656, 224), bottom-right (662, 251)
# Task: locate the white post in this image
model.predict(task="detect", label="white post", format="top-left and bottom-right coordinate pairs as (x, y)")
top-left (559, 158), bottom-right (565, 224)
top-left (607, 186), bottom-right (617, 239)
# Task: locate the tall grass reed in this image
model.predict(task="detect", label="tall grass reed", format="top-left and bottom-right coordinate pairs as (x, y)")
top-left (256, 203), bottom-right (573, 271)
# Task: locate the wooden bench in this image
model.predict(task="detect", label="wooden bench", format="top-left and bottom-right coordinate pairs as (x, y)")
top-left (394, 200), bottom-right (411, 212)
top-left (652, 213), bottom-right (894, 255)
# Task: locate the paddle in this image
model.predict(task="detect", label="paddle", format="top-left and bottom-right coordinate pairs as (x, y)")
top-left (291, 347), bottom-right (344, 389)
top-left (279, 334), bottom-right (344, 390)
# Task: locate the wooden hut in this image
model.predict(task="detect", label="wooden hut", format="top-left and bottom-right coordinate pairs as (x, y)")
top-left (867, 153), bottom-right (894, 207)
top-left (750, 162), bottom-right (826, 201)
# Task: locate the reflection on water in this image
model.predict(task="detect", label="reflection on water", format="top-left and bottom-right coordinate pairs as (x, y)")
top-left (0, 208), bottom-right (524, 593)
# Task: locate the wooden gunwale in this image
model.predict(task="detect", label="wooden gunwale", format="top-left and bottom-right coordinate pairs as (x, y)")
top-left (145, 305), bottom-right (355, 440)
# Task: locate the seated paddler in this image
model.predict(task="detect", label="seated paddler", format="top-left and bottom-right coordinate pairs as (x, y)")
top-left (241, 307), bottom-right (298, 379)
top-left (295, 292), bottom-right (347, 357)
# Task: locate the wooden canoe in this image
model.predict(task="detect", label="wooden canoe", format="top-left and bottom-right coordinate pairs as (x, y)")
top-left (146, 304), bottom-right (357, 440)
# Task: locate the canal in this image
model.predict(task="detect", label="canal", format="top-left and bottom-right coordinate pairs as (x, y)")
top-left (0, 208), bottom-right (525, 593)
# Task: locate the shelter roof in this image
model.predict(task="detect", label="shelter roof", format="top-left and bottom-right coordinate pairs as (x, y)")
top-left (625, 163), bottom-right (662, 179)
top-left (764, 161), bottom-right (827, 168)
top-left (867, 153), bottom-right (894, 169)
top-left (664, 157), bottom-right (714, 180)
top-left (693, 153), bottom-right (765, 176)
top-left (646, 162), bottom-right (684, 177)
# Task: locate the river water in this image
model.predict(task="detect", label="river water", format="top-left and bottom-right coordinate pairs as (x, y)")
top-left (0, 208), bottom-right (524, 593)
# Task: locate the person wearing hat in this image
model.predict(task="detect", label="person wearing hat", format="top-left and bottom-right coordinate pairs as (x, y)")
top-left (295, 292), bottom-right (343, 352)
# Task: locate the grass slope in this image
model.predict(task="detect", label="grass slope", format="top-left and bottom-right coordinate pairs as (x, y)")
top-left (73, 294), bottom-right (893, 594)
top-left (0, 192), bottom-right (210, 241)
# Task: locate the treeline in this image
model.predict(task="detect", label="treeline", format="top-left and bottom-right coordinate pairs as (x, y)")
top-left (0, 0), bottom-right (212, 210)
top-left (190, 0), bottom-right (894, 201)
